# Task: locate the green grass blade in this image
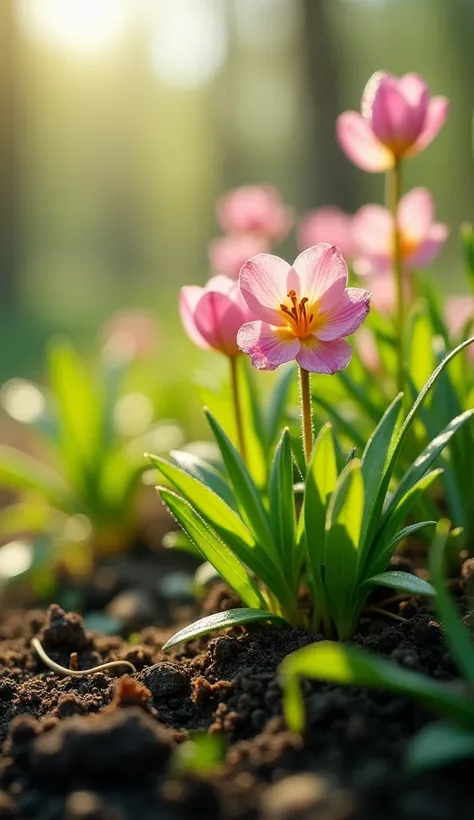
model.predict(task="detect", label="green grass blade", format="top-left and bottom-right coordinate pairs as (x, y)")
top-left (169, 449), bottom-right (236, 509)
top-left (430, 520), bottom-right (474, 688)
top-left (268, 429), bottom-right (298, 583)
top-left (364, 570), bottom-right (435, 598)
top-left (303, 423), bottom-right (337, 604)
top-left (159, 488), bottom-right (264, 610)
top-left (162, 608), bottom-right (287, 650)
top-left (280, 641), bottom-right (474, 733)
top-left (406, 723), bottom-right (474, 774)
top-left (205, 409), bottom-right (275, 554)
top-left (0, 446), bottom-right (74, 510)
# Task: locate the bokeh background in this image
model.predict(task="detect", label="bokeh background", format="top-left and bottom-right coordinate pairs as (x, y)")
top-left (1, 0), bottom-right (473, 391)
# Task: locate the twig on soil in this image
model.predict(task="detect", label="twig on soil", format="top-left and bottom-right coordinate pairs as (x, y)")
top-left (363, 607), bottom-right (407, 624)
top-left (31, 638), bottom-right (137, 677)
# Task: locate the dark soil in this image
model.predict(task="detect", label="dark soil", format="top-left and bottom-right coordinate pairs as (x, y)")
top-left (0, 588), bottom-right (473, 820)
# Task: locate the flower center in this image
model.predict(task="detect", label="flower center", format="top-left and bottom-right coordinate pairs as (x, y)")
top-left (279, 290), bottom-right (314, 337)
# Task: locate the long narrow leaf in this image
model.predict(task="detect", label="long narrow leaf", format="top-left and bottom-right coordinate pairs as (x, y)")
top-left (205, 409), bottom-right (275, 553)
top-left (0, 446), bottom-right (74, 510)
top-left (303, 424), bottom-right (337, 604)
top-left (159, 488), bottom-right (263, 610)
top-left (430, 520), bottom-right (474, 688)
top-left (163, 608), bottom-right (286, 650)
top-left (269, 429), bottom-right (298, 583)
top-left (280, 641), bottom-right (474, 734)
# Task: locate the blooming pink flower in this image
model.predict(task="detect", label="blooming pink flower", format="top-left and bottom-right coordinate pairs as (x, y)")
top-left (337, 71), bottom-right (449, 172)
top-left (445, 296), bottom-right (474, 361)
top-left (237, 244), bottom-right (371, 374)
top-left (208, 234), bottom-right (270, 279)
top-left (297, 206), bottom-right (355, 260)
top-left (180, 275), bottom-right (254, 358)
top-left (216, 185), bottom-right (293, 242)
top-left (353, 187), bottom-right (448, 278)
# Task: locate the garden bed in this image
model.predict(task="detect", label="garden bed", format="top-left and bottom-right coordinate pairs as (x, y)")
top-left (0, 582), bottom-right (472, 820)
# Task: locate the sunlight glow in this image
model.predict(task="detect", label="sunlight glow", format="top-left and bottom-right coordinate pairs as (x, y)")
top-left (149, 0), bottom-right (227, 87)
top-left (18, 0), bottom-right (131, 57)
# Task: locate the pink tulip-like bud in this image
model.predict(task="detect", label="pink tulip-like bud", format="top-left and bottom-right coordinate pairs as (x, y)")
top-left (208, 234), bottom-right (270, 279)
top-left (353, 187), bottom-right (447, 279)
top-left (237, 244), bottom-right (370, 374)
top-left (297, 206), bottom-right (355, 260)
top-left (216, 185), bottom-right (293, 242)
top-left (337, 71), bottom-right (449, 172)
top-left (180, 275), bottom-right (254, 358)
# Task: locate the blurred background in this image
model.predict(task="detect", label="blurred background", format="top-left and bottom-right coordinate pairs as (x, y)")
top-left (1, 0), bottom-right (473, 387)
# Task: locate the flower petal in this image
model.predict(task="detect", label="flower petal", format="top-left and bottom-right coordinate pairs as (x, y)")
top-left (297, 207), bottom-right (355, 259)
top-left (398, 187), bottom-right (434, 240)
top-left (239, 254), bottom-right (292, 325)
top-left (352, 204), bottom-right (393, 256)
top-left (405, 223), bottom-right (448, 269)
top-left (194, 291), bottom-right (246, 357)
top-left (371, 74), bottom-right (428, 153)
top-left (409, 96), bottom-right (450, 155)
top-left (208, 234), bottom-right (270, 279)
top-left (237, 321), bottom-right (300, 371)
top-left (291, 244), bottom-right (348, 310)
top-left (337, 111), bottom-right (394, 172)
top-left (296, 337), bottom-right (352, 374)
top-left (316, 288), bottom-right (371, 341)
top-left (179, 286), bottom-right (209, 349)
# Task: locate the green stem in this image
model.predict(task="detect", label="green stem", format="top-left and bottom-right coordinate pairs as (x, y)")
top-left (298, 366), bottom-right (314, 465)
top-left (387, 158), bottom-right (405, 394)
top-left (230, 356), bottom-right (247, 461)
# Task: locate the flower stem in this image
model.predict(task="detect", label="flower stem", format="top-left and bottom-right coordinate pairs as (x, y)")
top-left (298, 366), bottom-right (314, 465)
top-left (387, 158), bottom-right (405, 394)
top-left (230, 356), bottom-right (247, 461)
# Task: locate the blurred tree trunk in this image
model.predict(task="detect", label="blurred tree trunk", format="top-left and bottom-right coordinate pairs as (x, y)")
top-left (301, 0), bottom-right (358, 210)
top-left (0, 0), bottom-right (18, 304)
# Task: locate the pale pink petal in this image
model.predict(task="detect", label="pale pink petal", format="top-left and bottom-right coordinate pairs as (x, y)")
top-left (179, 286), bottom-right (210, 349)
top-left (296, 337), bottom-right (352, 374)
top-left (237, 321), bottom-right (300, 371)
top-left (297, 207), bottom-right (355, 259)
top-left (204, 274), bottom-right (237, 295)
top-left (337, 111), bottom-right (394, 172)
top-left (405, 223), bottom-right (448, 269)
top-left (409, 96), bottom-right (450, 155)
top-left (217, 185), bottom-right (293, 241)
top-left (361, 71), bottom-right (387, 119)
top-left (208, 234), bottom-right (270, 279)
top-left (291, 244), bottom-right (347, 310)
top-left (445, 296), bottom-right (474, 336)
top-left (315, 288), bottom-right (371, 341)
top-left (239, 254), bottom-right (292, 325)
top-left (398, 187), bottom-right (434, 240)
top-left (194, 291), bottom-right (246, 358)
top-left (352, 204), bottom-right (393, 256)
top-left (371, 75), bottom-right (428, 153)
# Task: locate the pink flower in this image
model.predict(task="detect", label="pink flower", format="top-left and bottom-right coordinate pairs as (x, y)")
top-left (208, 234), bottom-right (270, 279)
top-left (237, 244), bottom-right (371, 374)
top-left (216, 185), bottom-right (293, 242)
top-left (337, 71), bottom-right (449, 172)
top-left (180, 275), bottom-right (254, 358)
top-left (297, 206), bottom-right (355, 260)
top-left (101, 310), bottom-right (160, 360)
top-left (445, 296), bottom-right (474, 337)
top-left (353, 187), bottom-right (448, 278)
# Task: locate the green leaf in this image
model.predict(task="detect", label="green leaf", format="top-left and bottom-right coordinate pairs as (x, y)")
top-left (0, 446), bottom-right (74, 510)
top-left (324, 459), bottom-right (364, 637)
top-left (386, 410), bottom-right (474, 517)
top-left (368, 470), bottom-right (442, 578)
top-left (373, 337), bottom-right (474, 534)
top-left (268, 429), bottom-right (298, 583)
top-left (364, 570), bottom-right (436, 598)
top-left (159, 488), bottom-right (264, 610)
top-left (360, 394), bottom-right (403, 551)
top-left (204, 409), bottom-right (275, 554)
top-left (406, 722), bottom-right (474, 774)
top-left (169, 449), bottom-right (236, 510)
top-left (151, 456), bottom-right (285, 600)
top-left (365, 520), bottom-right (435, 572)
top-left (280, 641), bottom-right (474, 734)
top-left (48, 337), bottom-right (100, 468)
top-left (337, 370), bottom-right (383, 423)
top-left (430, 520), bottom-right (474, 688)
top-left (461, 222), bottom-right (474, 290)
top-left (407, 310), bottom-right (436, 393)
top-left (162, 608), bottom-right (286, 650)
top-left (0, 501), bottom-right (65, 540)
top-left (303, 424), bottom-right (338, 605)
